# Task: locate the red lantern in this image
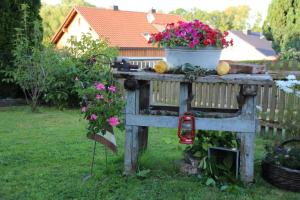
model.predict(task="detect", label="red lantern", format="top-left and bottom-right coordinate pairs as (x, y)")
top-left (178, 113), bottom-right (195, 144)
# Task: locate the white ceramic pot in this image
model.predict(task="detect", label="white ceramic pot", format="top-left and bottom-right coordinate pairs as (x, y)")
top-left (165, 47), bottom-right (222, 70)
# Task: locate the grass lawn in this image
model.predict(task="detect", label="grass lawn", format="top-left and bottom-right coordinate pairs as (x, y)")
top-left (0, 106), bottom-right (299, 200)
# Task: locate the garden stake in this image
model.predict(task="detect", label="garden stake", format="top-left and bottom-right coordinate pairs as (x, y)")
top-left (104, 145), bottom-right (108, 171)
top-left (91, 140), bottom-right (97, 175)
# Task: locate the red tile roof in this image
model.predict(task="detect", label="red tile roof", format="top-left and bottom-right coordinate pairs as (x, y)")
top-left (52, 6), bottom-right (184, 48)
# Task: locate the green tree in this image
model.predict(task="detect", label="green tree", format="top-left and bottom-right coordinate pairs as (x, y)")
top-left (40, 0), bottom-right (95, 43)
top-left (251, 12), bottom-right (263, 32)
top-left (263, 0), bottom-right (300, 52)
top-left (13, 4), bottom-right (50, 112)
top-left (0, 0), bottom-right (42, 97)
top-left (169, 5), bottom-right (250, 32)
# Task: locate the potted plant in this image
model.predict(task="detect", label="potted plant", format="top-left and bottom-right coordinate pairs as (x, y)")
top-left (148, 20), bottom-right (233, 70)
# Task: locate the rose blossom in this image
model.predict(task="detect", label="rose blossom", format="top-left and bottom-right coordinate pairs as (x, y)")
top-left (90, 114), bottom-right (97, 121)
top-left (96, 94), bottom-right (104, 100)
top-left (81, 106), bottom-right (87, 112)
top-left (108, 85), bottom-right (116, 93)
top-left (108, 116), bottom-right (120, 126)
top-left (95, 83), bottom-right (105, 90)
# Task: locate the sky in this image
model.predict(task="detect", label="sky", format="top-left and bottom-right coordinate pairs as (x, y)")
top-left (43, 0), bottom-right (272, 22)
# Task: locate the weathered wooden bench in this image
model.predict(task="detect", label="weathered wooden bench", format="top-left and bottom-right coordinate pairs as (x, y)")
top-left (113, 71), bottom-right (273, 183)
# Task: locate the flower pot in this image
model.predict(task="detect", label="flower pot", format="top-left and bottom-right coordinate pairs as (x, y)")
top-left (165, 47), bottom-right (222, 70)
top-left (261, 161), bottom-right (300, 192)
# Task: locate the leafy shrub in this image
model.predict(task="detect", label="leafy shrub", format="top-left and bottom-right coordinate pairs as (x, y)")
top-left (185, 131), bottom-right (239, 185)
top-left (42, 34), bottom-right (118, 108)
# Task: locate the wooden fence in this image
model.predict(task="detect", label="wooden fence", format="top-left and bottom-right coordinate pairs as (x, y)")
top-left (126, 58), bottom-right (300, 136)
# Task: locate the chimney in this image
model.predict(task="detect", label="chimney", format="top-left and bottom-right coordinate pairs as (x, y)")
top-left (113, 5), bottom-right (118, 11)
top-left (243, 29), bottom-right (251, 35)
top-left (151, 8), bottom-right (156, 14)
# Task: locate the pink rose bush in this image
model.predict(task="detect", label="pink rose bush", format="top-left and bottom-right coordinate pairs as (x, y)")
top-left (148, 20), bottom-right (233, 49)
top-left (78, 80), bottom-right (124, 135)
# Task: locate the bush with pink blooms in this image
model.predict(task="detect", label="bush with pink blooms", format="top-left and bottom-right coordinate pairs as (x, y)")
top-left (76, 74), bottom-right (124, 136)
top-left (148, 20), bottom-right (233, 49)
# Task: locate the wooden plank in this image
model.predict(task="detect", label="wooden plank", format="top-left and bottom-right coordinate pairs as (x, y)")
top-left (260, 85), bottom-right (270, 135)
top-left (209, 84), bottom-right (214, 108)
top-left (238, 95), bottom-right (256, 183)
top-left (192, 83), bottom-right (197, 107)
top-left (269, 84), bottom-right (278, 135)
top-left (226, 84), bottom-right (232, 109)
top-left (214, 83), bottom-right (220, 108)
top-left (239, 132), bottom-right (255, 183)
top-left (138, 81), bottom-right (149, 153)
top-left (202, 83), bottom-right (207, 107)
top-left (124, 126), bottom-right (139, 175)
top-left (126, 114), bottom-right (256, 132)
top-left (196, 83), bottom-right (201, 107)
top-left (124, 90), bottom-right (139, 175)
top-left (179, 83), bottom-right (189, 115)
top-left (113, 71), bottom-right (273, 85)
top-left (256, 85), bottom-right (262, 120)
top-left (161, 81), bottom-right (166, 104)
top-left (220, 84), bottom-right (226, 108)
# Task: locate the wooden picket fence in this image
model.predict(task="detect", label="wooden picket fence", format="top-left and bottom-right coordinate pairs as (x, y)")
top-left (125, 58), bottom-right (300, 136)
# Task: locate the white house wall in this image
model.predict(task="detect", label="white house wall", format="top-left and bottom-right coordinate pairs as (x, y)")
top-left (220, 31), bottom-right (267, 61)
top-left (56, 13), bottom-right (99, 48)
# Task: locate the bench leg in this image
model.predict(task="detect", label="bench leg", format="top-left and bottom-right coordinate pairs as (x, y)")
top-left (239, 131), bottom-right (255, 183)
top-left (124, 125), bottom-right (139, 175)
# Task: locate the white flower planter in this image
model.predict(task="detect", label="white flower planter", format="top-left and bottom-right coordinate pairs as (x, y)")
top-left (165, 47), bottom-right (222, 70)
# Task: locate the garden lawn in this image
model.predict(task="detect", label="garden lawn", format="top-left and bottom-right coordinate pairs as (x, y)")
top-left (0, 106), bottom-right (299, 200)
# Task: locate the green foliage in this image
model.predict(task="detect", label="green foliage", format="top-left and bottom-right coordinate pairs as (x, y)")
top-left (40, 0), bottom-right (95, 43)
top-left (279, 48), bottom-right (300, 61)
top-left (0, 0), bottom-right (42, 97)
top-left (12, 4), bottom-right (48, 112)
top-left (251, 12), bottom-right (263, 32)
top-left (185, 131), bottom-right (238, 185)
top-left (263, 0), bottom-right (300, 52)
top-left (264, 140), bottom-right (300, 170)
top-left (170, 5), bottom-right (250, 32)
top-left (68, 34), bottom-right (123, 135)
top-left (1, 107), bottom-right (300, 199)
top-left (42, 33), bottom-right (118, 109)
top-left (42, 49), bottom-right (79, 108)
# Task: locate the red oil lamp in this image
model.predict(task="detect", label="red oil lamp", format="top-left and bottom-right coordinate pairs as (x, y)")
top-left (178, 112), bottom-right (195, 144)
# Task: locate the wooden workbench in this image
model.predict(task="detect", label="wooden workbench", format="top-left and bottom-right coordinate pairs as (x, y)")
top-left (113, 70), bottom-right (273, 183)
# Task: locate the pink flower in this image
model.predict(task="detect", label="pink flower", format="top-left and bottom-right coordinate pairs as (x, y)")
top-left (90, 114), bottom-right (97, 121)
top-left (81, 106), bottom-right (87, 112)
top-left (108, 116), bottom-right (120, 127)
top-left (108, 85), bottom-right (116, 93)
top-left (96, 83), bottom-right (105, 90)
top-left (96, 94), bottom-right (104, 100)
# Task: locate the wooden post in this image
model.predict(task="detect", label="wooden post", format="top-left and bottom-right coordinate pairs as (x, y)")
top-left (124, 88), bottom-right (139, 175)
top-left (238, 85), bottom-right (257, 183)
top-left (138, 80), bottom-right (149, 153)
top-left (179, 82), bottom-right (192, 115)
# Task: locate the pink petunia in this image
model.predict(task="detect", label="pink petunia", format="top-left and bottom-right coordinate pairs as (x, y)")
top-left (81, 106), bottom-right (87, 112)
top-left (96, 94), bottom-right (104, 100)
top-left (90, 114), bottom-right (97, 121)
top-left (108, 116), bottom-right (120, 127)
top-left (96, 83), bottom-right (105, 90)
top-left (108, 85), bottom-right (116, 93)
